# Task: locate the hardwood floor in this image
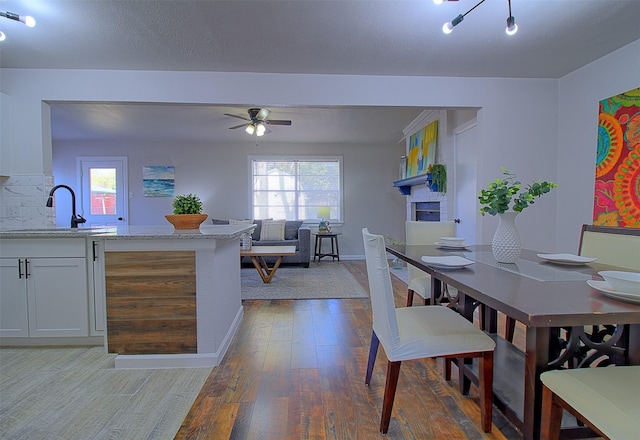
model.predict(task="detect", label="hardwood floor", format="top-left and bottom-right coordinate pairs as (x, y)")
top-left (175, 261), bottom-right (523, 439)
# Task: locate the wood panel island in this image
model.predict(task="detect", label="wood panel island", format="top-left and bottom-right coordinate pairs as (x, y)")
top-left (94, 224), bottom-right (252, 369)
top-left (0, 224), bottom-right (252, 369)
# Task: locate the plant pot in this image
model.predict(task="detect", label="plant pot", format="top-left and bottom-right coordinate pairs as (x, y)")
top-left (491, 211), bottom-right (521, 263)
top-left (165, 214), bottom-right (208, 230)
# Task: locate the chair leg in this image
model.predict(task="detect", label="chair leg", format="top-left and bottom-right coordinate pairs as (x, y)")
top-left (406, 289), bottom-right (414, 307)
top-left (380, 360), bottom-right (402, 434)
top-left (479, 351), bottom-right (494, 433)
top-left (365, 330), bottom-right (380, 385)
top-left (540, 385), bottom-right (562, 440)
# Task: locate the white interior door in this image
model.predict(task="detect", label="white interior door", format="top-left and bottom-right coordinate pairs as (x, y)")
top-left (453, 120), bottom-right (478, 244)
top-left (77, 157), bottom-right (129, 227)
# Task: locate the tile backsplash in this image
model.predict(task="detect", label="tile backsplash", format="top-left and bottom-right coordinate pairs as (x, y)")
top-left (0, 175), bottom-right (55, 229)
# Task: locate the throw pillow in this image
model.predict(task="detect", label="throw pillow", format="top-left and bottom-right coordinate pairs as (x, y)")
top-left (284, 220), bottom-right (303, 240)
top-left (260, 219), bottom-right (286, 241)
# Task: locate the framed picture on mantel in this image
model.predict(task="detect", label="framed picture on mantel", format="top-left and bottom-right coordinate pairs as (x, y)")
top-left (407, 120), bottom-right (438, 178)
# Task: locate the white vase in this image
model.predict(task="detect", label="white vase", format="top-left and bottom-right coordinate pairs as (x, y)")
top-left (492, 211), bottom-right (521, 263)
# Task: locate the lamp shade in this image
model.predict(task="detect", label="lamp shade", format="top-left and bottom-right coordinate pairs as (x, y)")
top-left (318, 206), bottom-right (331, 219)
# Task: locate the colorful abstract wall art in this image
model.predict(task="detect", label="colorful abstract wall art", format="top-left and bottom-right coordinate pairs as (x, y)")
top-left (407, 120), bottom-right (438, 178)
top-left (594, 87), bottom-right (640, 228)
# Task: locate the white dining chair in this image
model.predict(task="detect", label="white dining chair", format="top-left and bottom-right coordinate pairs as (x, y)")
top-left (405, 220), bottom-right (456, 306)
top-left (362, 228), bottom-right (495, 434)
top-left (540, 366), bottom-right (640, 440)
top-left (578, 224), bottom-right (640, 270)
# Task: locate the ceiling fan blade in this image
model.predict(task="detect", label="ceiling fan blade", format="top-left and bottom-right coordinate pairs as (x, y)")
top-left (228, 123), bottom-right (248, 130)
top-left (266, 119), bottom-right (292, 126)
top-left (224, 113), bottom-right (250, 121)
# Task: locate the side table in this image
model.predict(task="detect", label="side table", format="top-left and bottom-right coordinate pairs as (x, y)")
top-left (313, 232), bottom-right (341, 262)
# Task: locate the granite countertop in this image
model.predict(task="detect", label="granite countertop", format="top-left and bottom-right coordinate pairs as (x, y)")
top-left (0, 224), bottom-right (253, 240)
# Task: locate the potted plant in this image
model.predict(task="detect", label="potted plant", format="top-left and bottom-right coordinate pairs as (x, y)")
top-left (427, 163), bottom-right (447, 193)
top-left (165, 193), bottom-right (208, 230)
top-left (478, 167), bottom-right (558, 263)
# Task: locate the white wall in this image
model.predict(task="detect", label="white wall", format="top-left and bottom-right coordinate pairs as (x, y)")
top-left (52, 139), bottom-right (406, 257)
top-left (0, 70), bottom-right (561, 252)
top-left (3, 36), bottom-right (639, 252)
top-left (556, 39), bottom-right (640, 252)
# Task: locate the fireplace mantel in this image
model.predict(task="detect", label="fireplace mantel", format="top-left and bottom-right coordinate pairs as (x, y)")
top-left (393, 173), bottom-right (439, 195)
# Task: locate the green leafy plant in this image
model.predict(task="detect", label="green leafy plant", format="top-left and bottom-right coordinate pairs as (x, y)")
top-left (384, 235), bottom-right (406, 246)
top-left (172, 193), bottom-right (203, 214)
top-left (428, 163), bottom-right (447, 193)
top-left (478, 167), bottom-right (558, 216)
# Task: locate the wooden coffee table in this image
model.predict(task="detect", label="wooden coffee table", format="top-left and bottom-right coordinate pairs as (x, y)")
top-left (240, 245), bottom-right (296, 283)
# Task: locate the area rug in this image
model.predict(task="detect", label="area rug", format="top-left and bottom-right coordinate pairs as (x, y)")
top-left (241, 262), bottom-right (368, 300)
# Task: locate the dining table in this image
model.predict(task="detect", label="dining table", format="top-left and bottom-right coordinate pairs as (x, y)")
top-left (385, 244), bottom-right (640, 440)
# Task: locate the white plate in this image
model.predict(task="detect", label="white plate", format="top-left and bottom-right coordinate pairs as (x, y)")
top-left (434, 241), bottom-right (468, 250)
top-left (439, 236), bottom-right (466, 245)
top-left (421, 255), bottom-right (474, 269)
top-left (537, 253), bottom-right (597, 265)
top-left (586, 280), bottom-right (640, 304)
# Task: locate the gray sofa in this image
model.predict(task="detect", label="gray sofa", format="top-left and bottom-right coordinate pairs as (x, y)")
top-left (212, 218), bottom-right (311, 267)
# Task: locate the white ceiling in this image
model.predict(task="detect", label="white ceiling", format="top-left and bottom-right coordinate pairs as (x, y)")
top-left (2, 0), bottom-right (639, 145)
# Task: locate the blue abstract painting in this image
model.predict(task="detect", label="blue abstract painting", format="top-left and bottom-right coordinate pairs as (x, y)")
top-left (143, 165), bottom-right (175, 197)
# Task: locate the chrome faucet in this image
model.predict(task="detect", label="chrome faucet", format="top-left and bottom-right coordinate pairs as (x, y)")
top-left (45, 185), bottom-right (86, 228)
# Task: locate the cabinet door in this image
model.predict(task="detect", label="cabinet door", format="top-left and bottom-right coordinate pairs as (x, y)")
top-left (90, 240), bottom-right (106, 335)
top-left (27, 258), bottom-right (89, 337)
top-left (0, 259), bottom-right (29, 337)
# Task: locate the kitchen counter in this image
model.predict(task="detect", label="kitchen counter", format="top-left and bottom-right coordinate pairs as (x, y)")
top-left (1, 224), bottom-right (252, 369)
top-left (0, 224), bottom-right (252, 240)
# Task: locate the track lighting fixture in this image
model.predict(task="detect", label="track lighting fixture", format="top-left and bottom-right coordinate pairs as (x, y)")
top-left (0, 10), bottom-right (36, 42)
top-left (436, 0), bottom-right (518, 36)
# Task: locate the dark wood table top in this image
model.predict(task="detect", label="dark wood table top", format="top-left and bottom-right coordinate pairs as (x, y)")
top-left (386, 244), bottom-right (640, 328)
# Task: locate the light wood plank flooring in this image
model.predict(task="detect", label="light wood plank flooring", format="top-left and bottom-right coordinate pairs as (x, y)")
top-left (176, 260), bottom-right (524, 439)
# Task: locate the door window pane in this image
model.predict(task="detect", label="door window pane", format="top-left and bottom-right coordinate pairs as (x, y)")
top-left (90, 168), bottom-right (117, 215)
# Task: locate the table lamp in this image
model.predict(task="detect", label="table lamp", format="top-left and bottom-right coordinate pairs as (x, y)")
top-left (317, 206), bottom-right (331, 233)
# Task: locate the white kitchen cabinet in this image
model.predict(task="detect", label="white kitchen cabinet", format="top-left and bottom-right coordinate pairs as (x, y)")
top-left (88, 239), bottom-right (106, 335)
top-left (0, 238), bottom-right (89, 338)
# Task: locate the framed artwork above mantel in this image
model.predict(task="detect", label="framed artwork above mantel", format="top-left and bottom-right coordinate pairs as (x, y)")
top-left (406, 120), bottom-right (438, 178)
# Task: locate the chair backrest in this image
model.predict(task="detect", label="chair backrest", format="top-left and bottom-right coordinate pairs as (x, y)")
top-left (405, 221), bottom-right (456, 281)
top-left (578, 224), bottom-right (640, 270)
top-left (362, 228), bottom-right (400, 349)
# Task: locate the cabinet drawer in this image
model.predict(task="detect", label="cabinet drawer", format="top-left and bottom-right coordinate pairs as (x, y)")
top-left (0, 238), bottom-right (86, 258)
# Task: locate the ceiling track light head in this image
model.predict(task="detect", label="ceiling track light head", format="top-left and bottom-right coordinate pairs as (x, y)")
top-left (0, 10), bottom-right (36, 27)
top-left (439, 0), bottom-right (518, 35)
top-left (506, 16), bottom-right (518, 35)
top-left (442, 14), bottom-right (464, 34)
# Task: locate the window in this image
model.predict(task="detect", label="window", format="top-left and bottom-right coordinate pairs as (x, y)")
top-left (250, 157), bottom-right (342, 221)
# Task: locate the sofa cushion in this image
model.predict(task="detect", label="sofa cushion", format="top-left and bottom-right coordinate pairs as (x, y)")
top-left (229, 219), bottom-right (253, 225)
top-left (258, 239), bottom-right (299, 250)
top-left (284, 220), bottom-right (303, 240)
top-left (260, 219), bottom-right (286, 241)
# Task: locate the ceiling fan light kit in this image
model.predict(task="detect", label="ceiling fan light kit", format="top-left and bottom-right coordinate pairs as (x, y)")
top-left (436, 0), bottom-right (518, 36)
top-left (224, 108), bottom-right (292, 137)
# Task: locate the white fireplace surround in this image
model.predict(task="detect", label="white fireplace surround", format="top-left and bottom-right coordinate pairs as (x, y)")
top-left (402, 109), bottom-right (449, 223)
top-left (407, 185), bottom-right (447, 222)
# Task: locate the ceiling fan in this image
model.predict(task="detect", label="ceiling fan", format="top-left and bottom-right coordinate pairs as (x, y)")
top-left (224, 108), bottom-right (292, 136)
